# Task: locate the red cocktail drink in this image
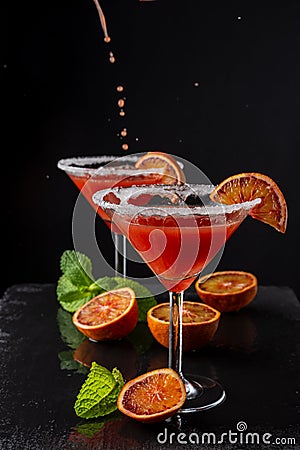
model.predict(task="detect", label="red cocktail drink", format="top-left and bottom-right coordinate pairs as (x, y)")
top-left (125, 214), bottom-right (241, 292)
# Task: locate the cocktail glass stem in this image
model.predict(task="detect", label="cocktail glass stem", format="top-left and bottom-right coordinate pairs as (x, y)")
top-left (169, 291), bottom-right (200, 397)
top-left (168, 290), bottom-right (226, 411)
top-left (122, 235), bottom-right (127, 277)
top-left (113, 233), bottom-right (126, 277)
top-left (168, 291), bottom-right (183, 376)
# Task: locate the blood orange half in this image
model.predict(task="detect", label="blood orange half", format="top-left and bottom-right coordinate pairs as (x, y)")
top-left (195, 271), bottom-right (258, 312)
top-left (72, 287), bottom-right (138, 341)
top-left (117, 368), bottom-right (186, 422)
top-left (147, 301), bottom-right (220, 351)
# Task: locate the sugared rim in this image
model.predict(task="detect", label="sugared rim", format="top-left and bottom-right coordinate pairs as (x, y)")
top-left (57, 155), bottom-right (139, 176)
top-left (92, 183), bottom-right (262, 217)
top-left (57, 154), bottom-right (183, 177)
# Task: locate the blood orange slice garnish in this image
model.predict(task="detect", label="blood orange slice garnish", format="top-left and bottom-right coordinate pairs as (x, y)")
top-left (72, 287), bottom-right (138, 341)
top-left (209, 172), bottom-right (287, 233)
top-left (147, 302), bottom-right (220, 352)
top-left (195, 271), bottom-right (258, 312)
top-left (135, 151), bottom-right (186, 184)
top-left (117, 368), bottom-right (186, 422)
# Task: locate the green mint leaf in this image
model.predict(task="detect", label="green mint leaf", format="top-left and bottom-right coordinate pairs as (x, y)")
top-left (97, 385), bottom-right (121, 416)
top-left (57, 274), bottom-right (102, 313)
top-left (93, 276), bottom-right (118, 292)
top-left (112, 367), bottom-right (124, 387)
top-left (60, 250), bottom-right (95, 288)
top-left (74, 362), bottom-right (124, 419)
top-left (57, 308), bottom-right (85, 349)
top-left (75, 362), bottom-right (116, 419)
top-left (58, 290), bottom-right (96, 313)
top-left (136, 296), bottom-right (157, 322)
top-left (89, 367), bottom-right (124, 417)
top-left (56, 274), bottom-right (78, 301)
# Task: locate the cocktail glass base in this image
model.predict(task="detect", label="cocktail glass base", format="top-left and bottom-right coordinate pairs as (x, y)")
top-left (179, 374), bottom-right (226, 413)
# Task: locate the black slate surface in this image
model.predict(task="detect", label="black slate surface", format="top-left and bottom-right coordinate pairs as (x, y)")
top-left (0, 284), bottom-right (299, 449)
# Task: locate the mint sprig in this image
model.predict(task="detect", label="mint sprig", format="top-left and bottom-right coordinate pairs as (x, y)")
top-left (60, 250), bottom-right (95, 291)
top-left (74, 362), bottom-right (124, 419)
top-left (56, 250), bottom-right (156, 321)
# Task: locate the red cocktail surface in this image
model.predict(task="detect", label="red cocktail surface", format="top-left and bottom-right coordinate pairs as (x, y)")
top-left (112, 211), bottom-right (242, 292)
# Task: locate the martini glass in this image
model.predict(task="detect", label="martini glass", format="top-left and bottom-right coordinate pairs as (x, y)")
top-left (93, 183), bottom-right (261, 412)
top-left (57, 155), bottom-right (167, 276)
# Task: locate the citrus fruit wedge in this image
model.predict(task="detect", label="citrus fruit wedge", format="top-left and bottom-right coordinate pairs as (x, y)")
top-left (117, 368), bottom-right (186, 422)
top-left (135, 151), bottom-right (186, 184)
top-left (72, 287), bottom-right (138, 341)
top-left (195, 271), bottom-right (258, 312)
top-left (147, 301), bottom-right (220, 352)
top-left (209, 172), bottom-right (287, 233)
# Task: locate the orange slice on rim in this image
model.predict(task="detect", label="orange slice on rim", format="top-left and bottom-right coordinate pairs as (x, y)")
top-left (147, 301), bottom-right (220, 352)
top-left (72, 288), bottom-right (138, 341)
top-left (135, 151), bottom-right (186, 184)
top-left (117, 368), bottom-right (186, 422)
top-left (195, 271), bottom-right (258, 312)
top-left (209, 172), bottom-right (287, 233)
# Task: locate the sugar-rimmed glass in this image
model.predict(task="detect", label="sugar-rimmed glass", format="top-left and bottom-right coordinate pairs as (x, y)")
top-left (93, 183), bottom-right (261, 412)
top-left (57, 155), bottom-right (167, 276)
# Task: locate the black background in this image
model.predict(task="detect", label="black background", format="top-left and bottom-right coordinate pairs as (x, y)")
top-left (3, 0), bottom-right (300, 297)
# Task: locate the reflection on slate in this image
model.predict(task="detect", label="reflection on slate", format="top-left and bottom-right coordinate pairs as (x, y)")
top-left (0, 284), bottom-right (299, 449)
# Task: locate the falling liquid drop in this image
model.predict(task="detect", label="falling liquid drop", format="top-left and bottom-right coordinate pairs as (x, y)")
top-left (118, 99), bottom-right (125, 108)
top-left (104, 36), bottom-right (111, 43)
top-left (119, 110), bottom-right (125, 117)
top-left (122, 144), bottom-right (129, 151)
top-left (117, 86), bottom-right (124, 92)
top-left (109, 52), bottom-right (115, 64)
top-left (121, 128), bottom-right (127, 137)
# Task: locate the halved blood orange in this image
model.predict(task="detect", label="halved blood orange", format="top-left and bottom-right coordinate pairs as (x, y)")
top-left (72, 288), bottom-right (138, 341)
top-left (209, 172), bottom-right (287, 233)
top-left (117, 368), bottom-right (186, 422)
top-left (147, 302), bottom-right (220, 352)
top-left (135, 151), bottom-right (186, 184)
top-left (195, 271), bottom-right (258, 312)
